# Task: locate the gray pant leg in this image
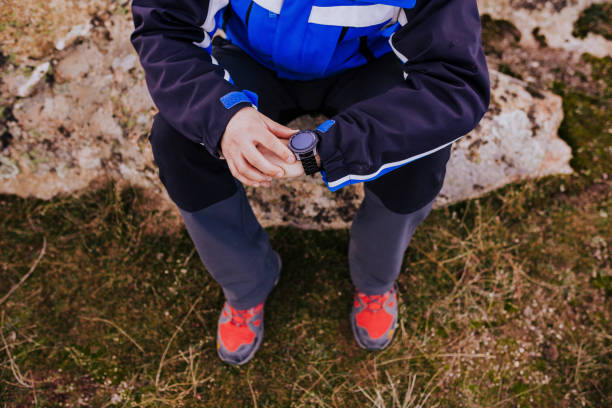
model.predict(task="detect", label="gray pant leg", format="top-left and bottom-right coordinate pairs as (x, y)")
top-left (348, 187), bottom-right (434, 295)
top-left (180, 182), bottom-right (280, 310)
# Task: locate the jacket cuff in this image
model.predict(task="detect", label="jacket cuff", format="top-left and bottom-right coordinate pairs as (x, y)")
top-left (315, 120), bottom-right (350, 191)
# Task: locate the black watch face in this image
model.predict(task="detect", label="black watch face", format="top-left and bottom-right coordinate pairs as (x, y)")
top-left (290, 131), bottom-right (317, 153)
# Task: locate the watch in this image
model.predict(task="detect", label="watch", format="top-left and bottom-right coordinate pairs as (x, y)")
top-left (288, 130), bottom-right (321, 175)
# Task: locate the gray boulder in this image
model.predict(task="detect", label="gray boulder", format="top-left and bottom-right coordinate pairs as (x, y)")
top-left (0, 12), bottom-right (572, 229)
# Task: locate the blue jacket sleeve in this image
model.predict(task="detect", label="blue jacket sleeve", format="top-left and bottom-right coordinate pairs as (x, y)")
top-left (130, 0), bottom-right (253, 157)
top-left (317, 0), bottom-right (491, 191)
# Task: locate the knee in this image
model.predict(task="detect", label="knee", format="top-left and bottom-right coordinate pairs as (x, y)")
top-left (149, 114), bottom-right (237, 212)
top-left (365, 145), bottom-right (451, 214)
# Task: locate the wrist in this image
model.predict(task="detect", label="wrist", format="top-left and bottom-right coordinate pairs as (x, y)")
top-left (218, 105), bottom-right (257, 160)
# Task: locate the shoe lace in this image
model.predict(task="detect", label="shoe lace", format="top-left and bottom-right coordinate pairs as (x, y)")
top-left (359, 293), bottom-right (387, 311)
top-left (228, 303), bottom-right (262, 327)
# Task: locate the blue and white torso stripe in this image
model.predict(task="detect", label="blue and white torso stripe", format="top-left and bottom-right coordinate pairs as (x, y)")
top-left (199, 0), bottom-right (414, 81)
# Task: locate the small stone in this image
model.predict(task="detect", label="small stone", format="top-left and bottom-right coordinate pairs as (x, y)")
top-left (543, 343), bottom-right (559, 362)
top-left (16, 62), bottom-right (50, 97)
top-left (55, 23), bottom-right (91, 51)
top-left (0, 156), bottom-right (19, 179)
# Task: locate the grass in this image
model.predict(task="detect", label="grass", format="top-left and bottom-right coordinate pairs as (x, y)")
top-left (1, 165), bottom-right (610, 407)
top-left (1, 53), bottom-right (611, 408)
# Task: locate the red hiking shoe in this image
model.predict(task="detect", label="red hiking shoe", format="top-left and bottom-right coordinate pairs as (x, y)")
top-left (217, 301), bottom-right (265, 365)
top-left (216, 251), bottom-right (281, 365)
top-left (350, 284), bottom-right (399, 350)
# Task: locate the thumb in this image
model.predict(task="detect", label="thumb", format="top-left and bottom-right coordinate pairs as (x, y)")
top-left (262, 115), bottom-right (297, 139)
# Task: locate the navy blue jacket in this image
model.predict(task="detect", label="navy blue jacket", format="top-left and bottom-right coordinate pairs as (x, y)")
top-left (131, 0), bottom-right (490, 191)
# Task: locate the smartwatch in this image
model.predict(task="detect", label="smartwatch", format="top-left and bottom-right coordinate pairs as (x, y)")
top-left (288, 130), bottom-right (321, 176)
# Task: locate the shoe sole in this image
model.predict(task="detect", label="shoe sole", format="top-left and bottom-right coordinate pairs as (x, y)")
top-left (218, 251), bottom-right (282, 366)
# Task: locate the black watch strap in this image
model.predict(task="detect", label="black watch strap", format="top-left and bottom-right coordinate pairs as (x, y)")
top-left (300, 151), bottom-right (320, 175)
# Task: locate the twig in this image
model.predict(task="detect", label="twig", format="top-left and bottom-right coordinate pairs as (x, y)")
top-left (297, 363), bottom-right (335, 405)
top-left (410, 243), bottom-right (458, 285)
top-left (574, 338), bottom-right (585, 386)
top-left (492, 384), bottom-right (543, 407)
top-left (247, 367), bottom-right (258, 408)
top-left (436, 353), bottom-right (494, 359)
top-left (79, 316), bottom-right (145, 353)
top-left (155, 296), bottom-right (201, 389)
top-left (0, 238), bottom-right (47, 306)
top-left (0, 312), bottom-right (33, 388)
top-left (182, 248), bottom-right (196, 267)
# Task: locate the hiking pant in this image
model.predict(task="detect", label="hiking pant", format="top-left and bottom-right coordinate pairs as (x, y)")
top-left (149, 38), bottom-right (451, 309)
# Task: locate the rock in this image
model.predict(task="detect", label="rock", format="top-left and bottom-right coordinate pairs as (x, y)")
top-left (436, 71), bottom-right (572, 207)
top-left (0, 11), bottom-right (573, 229)
top-left (249, 70), bottom-right (572, 227)
top-left (478, 0), bottom-right (612, 57)
top-left (55, 43), bottom-right (105, 82)
top-left (0, 13), bottom-right (156, 203)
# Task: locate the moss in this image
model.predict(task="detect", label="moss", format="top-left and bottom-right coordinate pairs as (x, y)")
top-left (480, 14), bottom-right (521, 57)
top-left (583, 53), bottom-right (612, 99)
top-left (498, 63), bottom-right (524, 79)
top-left (572, 3), bottom-right (612, 40)
top-left (553, 54), bottom-right (612, 183)
top-left (532, 27), bottom-right (548, 47)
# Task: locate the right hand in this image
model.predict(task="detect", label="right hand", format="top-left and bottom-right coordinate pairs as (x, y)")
top-left (220, 107), bottom-right (296, 187)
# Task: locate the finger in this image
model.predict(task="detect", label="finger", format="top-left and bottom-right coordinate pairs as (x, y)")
top-left (261, 115), bottom-right (298, 139)
top-left (227, 159), bottom-right (260, 187)
top-left (245, 146), bottom-right (285, 177)
top-left (260, 132), bottom-right (296, 164)
top-left (236, 155), bottom-right (270, 183)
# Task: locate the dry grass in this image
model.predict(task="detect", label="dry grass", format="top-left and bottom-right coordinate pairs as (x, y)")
top-left (0, 172), bottom-right (609, 407)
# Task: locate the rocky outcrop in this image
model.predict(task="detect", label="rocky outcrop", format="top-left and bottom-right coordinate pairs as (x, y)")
top-left (252, 70), bottom-right (571, 228)
top-left (478, 0), bottom-right (612, 57)
top-left (1, 14), bottom-right (158, 202)
top-left (0, 9), bottom-right (573, 229)
top-left (436, 70), bottom-right (571, 207)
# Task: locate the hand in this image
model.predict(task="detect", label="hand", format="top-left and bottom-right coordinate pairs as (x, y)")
top-left (259, 139), bottom-right (322, 179)
top-left (259, 140), bottom-right (303, 178)
top-left (220, 107), bottom-right (297, 187)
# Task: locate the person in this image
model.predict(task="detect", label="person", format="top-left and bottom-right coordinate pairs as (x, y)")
top-left (130, 0), bottom-right (490, 365)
